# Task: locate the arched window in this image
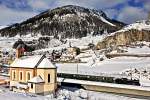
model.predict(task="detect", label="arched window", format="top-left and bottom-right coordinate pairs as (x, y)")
top-left (48, 74), bottom-right (50, 83)
top-left (13, 71), bottom-right (15, 80)
top-left (20, 72), bottom-right (22, 80)
top-left (27, 72), bottom-right (30, 80)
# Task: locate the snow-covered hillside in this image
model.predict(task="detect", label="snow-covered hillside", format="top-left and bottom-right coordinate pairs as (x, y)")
top-left (34, 34), bottom-right (107, 53)
top-left (114, 20), bottom-right (150, 34)
top-left (0, 25), bottom-right (7, 29)
top-left (110, 41), bottom-right (150, 54)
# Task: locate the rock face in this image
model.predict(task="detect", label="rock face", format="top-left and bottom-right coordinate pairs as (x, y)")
top-left (96, 29), bottom-right (150, 49)
top-left (0, 5), bottom-right (125, 38)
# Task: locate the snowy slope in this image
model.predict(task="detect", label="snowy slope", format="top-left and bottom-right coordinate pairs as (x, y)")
top-left (100, 16), bottom-right (115, 26)
top-left (0, 25), bottom-right (7, 29)
top-left (108, 20), bottom-right (150, 37)
top-left (116, 20), bottom-right (150, 33)
top-left (34, 35), bottom-right (107, 53)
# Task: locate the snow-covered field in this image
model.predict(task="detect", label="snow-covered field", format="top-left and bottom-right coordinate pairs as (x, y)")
top-left (122, 46), bottom-right (150, 54)
top-left (57, 57), bottom-right (150, 76)
top-left (111, 46), bottom-right (150, 54)
top-left (0, 86), bottom-right (148, 100)
top-left (110, 41), bottom-right (150, 54)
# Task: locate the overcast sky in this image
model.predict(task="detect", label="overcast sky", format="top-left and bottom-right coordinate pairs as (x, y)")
top-left (0, 0), bottom-right (149, 25)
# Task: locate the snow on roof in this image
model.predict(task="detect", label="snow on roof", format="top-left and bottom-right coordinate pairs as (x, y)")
top-left (10, 55), bottom-right (56, 69)
top-left (38, 58), bottom-right (56, 68)
top-left (10, 55), bottom-right (42, 68)
top-left (16, 83), bottom-right (28, 89)
top-left (28, 75), bottom-right (44, 83)
top-left (10, 82), bottom-right (28, 89)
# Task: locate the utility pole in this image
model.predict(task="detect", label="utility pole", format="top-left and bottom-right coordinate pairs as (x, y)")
top-left (130, 67), bottom-right (132, 81)
top-left (77, 63), bottom-right (78, 74)
top-left (69, 41), bottom-right (72, 47)
top-left (148, 11), bottom-right (150, 20)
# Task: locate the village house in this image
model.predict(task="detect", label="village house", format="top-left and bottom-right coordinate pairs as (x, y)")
top-left (9, 45), bottom-right (57, 95)
top-left (67, 47), bottom-right (80, 56)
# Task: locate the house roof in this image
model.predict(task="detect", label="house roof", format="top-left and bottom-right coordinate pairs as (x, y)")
top-left (28, 75), bottom-right (44, 83)
top-left (16, 83), bottom-right (28, 89)
top-left (10, 82), bottom-right (28, 89)
top-left (10, 55), bottom-right (56, 69)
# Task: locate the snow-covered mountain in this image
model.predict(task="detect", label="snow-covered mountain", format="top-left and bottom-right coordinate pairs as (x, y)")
top-left (96, 20), bottom-right (150, 50)
top-left (0, 25), bottom-right (7, 29)
top-left (0, 5), bottom-right (125, 38)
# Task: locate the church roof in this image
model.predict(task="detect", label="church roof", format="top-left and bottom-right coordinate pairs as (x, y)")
top-left (28, 75), bottom-right (44, 83)
top-left (10, 55), bottom-right (56, 69)
top-left (38, 58), bottom-right (56, 68)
